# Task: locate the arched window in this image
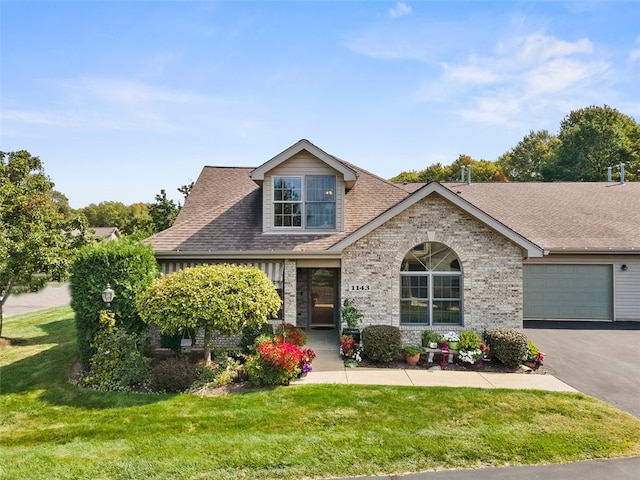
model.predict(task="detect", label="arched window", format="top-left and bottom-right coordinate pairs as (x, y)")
top-left (400, 242), bottom-right (462, 325)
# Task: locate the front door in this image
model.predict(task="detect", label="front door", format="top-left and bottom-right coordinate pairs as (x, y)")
top-left (310, 268), bottom-right (338, 328)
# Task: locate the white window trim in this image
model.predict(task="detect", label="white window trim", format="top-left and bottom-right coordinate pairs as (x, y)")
top-left (272, 175), bottom-right (337, 231)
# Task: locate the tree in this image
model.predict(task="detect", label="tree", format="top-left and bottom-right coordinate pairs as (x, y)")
top-left (449, 155), bottom-right (507, 182)
top-left (547, 105), bottom-right (640, 181)
top-left (148, 189), bottom-right (179, 232)
top-left (136, 264), bottom-right (281, 365)
top-left (0, 150), bottom-right (89, 337)
top-left (178, 181), bottom-right (194, 201)
top-left (497, 130), bottom-right (559, 181)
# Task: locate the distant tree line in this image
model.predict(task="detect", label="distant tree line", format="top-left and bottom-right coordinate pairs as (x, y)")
top-left (390, 105), bottom-right (640, 183)
top-left (77, 182), bottom-right (194, 239)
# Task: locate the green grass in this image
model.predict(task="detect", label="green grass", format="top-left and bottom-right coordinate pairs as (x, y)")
top-left (2, 308), bottom-right (640, 479)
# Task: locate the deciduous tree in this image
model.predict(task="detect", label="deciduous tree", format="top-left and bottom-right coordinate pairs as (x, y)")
top-left (136, 264), bottom-right (281, 364)
top-left (0, 150), bottom-right (89, 336)
top-left (547, 105), bottom-right (640, 181)
top-left (497, 130), bottom-right (559, 181)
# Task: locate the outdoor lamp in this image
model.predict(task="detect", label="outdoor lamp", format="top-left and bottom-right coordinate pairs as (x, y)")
top-left (102, 283), bottom-right (115, 308)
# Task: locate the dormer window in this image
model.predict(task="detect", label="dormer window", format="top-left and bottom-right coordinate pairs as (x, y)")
top-left (273, 175), bottom-right (336, 229)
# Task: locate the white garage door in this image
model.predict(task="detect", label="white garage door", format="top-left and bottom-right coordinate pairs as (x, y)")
top-left (523, 264), bottom-right (612, 320)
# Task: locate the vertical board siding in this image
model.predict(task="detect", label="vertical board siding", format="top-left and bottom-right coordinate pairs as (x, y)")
top-left (615, 258), bottom-right (640, 321)
top-left (159, 260), bottom-right (283, 286)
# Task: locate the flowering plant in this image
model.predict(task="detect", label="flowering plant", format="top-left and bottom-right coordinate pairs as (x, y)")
top-left (300, 347), bottom-right (316, 374)
top-left (340, 335), bottom-right (361, 363)
top-left (526, 341), bottom-right (544, 368)
top-left (441, 331), bottom-right (460, 342)
top-left (274, 323), bottom-right (307, 346)
top-left (458, 349), bottom-right (484, 364)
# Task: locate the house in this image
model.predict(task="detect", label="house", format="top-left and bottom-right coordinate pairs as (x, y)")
top-left (91, 227), bottom-right (122, 242)
top-left (145, 139), bottom-right (640, 345)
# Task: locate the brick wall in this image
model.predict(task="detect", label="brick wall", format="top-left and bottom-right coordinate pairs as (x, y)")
top-left (341, 194), bottom-right (524, 344)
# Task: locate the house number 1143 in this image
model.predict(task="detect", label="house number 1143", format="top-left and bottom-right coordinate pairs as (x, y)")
top-left (349, 284), bottom-right (371, 292)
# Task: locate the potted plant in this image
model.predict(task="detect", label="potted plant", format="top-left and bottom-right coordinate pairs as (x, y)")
top-left (422, 330), bottom-right (440, 348)
top-left (441, 331), bottom-right (460, 350)
top-left (402, 345), bottom-right (422, 366)
top-left (340, 335), bottom-right (362, 368)
top-left (524, 341), bottom-right (544, 369)
top-left (341, 298), bottom-right (364, 343)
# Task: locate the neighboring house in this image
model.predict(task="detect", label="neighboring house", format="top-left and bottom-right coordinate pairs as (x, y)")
top-left (145, 139), bottom-right (640, 345)
top-left (91, 227), bottom-right (122, 242)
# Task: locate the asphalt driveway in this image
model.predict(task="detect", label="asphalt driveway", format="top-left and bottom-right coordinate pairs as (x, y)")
top-left (524, 320), bottom-right (640, 419)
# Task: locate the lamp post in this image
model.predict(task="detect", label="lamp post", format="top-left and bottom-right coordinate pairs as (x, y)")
top-left (101, 283), bottom-right (115, 309)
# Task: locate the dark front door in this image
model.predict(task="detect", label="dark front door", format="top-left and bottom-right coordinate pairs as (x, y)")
top-left (310, 268), bottom-right (338, 328)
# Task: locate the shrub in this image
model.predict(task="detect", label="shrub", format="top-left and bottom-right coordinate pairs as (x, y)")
top-left (193, 357), bottom-right (242, 388)
top-left (240, 322), bottom-right (274, 353)
top-left (246, 341), bottom-right (304, 386)
top-left (70, 239), bottom-right (158, 369)
top-left (274, 323), bottom-right (306, 346)
top-left (458, 330), bottom-right (482, 351)
top-left (150, 356), bottom-right (197, 393)
top-left (82, 311), bottom-right (150, 392)
top-left (361, 325), bottom-right (402, 363)
top-left (483, 327), bottom-right (529, 368)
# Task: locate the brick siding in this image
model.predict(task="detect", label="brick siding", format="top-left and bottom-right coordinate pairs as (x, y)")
top-left (341, 194), bottom-right (524, 344)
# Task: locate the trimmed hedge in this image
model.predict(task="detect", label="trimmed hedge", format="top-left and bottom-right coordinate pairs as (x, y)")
top-left (483, 327), bottom-right (529, 368)
top-left (361, 325), bottom-right (402, 363)
top-left (70, 239), bottom-right (159, 369)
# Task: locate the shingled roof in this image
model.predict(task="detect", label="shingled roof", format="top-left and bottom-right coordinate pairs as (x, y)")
top-left (145, 162), bottom-right (410, 254)
top-left (442, 181), bottom-right (640, 253)
top-left (146, 142), bottom-right (640, 256)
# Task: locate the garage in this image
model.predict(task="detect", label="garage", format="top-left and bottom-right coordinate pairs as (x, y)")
top-left (523, 264), bottom-right (613, 320)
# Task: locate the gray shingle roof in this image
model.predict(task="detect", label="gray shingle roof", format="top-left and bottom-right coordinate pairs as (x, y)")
top-left (146, 163), bottom-right (410, 254)
top-left (145, 151), bottom-right (640, 255)
top-left (441, 181), bottom-right (640, 252)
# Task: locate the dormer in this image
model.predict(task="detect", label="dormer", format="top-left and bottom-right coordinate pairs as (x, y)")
top-left (251, 139), bottom-right (357, 234)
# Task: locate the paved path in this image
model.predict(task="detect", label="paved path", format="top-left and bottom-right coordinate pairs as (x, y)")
top-left (3, 282), bottom-right (71, 318)
top-left (331, 457), bottom-right (640, 480)
top-left (303, 328), bottom-right (577, 392)
top-left (525, 320), bottom-right (640, 419)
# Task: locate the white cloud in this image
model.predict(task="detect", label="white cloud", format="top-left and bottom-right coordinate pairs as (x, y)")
top-left (414, 31), bottom-right (611, 127)
top-left (518, 33), bottom-right (592, 63)
top-left (389, 2), bottom-right (412, 19)
top-left (629, 35), bottom-right (640, 62)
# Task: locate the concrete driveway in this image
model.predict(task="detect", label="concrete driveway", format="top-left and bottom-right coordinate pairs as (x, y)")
top-left (524, 320), bottom-right (640, 418)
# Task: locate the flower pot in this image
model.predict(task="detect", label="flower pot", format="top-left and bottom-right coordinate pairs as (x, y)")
top-left (428, 342), bottom-right (438, 349)
top-left (447, 341), bottom-right (458, 351)
top-left (405, 353), bottom-right (421, 366)
top-left (342, 328), bottom-right (361, 344)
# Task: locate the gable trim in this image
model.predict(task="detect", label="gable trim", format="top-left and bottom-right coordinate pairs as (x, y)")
top-left (251, 139), bottom-right (357, 185)
top-left (329, 182), bottom-right (545, 258)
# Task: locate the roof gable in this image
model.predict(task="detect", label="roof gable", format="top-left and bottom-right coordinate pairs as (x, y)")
top-left (329, 182), bottom-right (545, 258)
top-left (250, 139), bottom-right (357, 187)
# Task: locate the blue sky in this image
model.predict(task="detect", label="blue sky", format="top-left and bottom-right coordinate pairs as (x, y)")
top-left (2, 1), bottom-right (639, 208)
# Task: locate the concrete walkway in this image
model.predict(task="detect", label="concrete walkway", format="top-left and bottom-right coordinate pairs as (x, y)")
top-left (301, 328), bottom-right (577, 392)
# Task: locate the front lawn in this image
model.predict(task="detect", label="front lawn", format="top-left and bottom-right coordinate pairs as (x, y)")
top-left (1, 307), bottom-right (640, 480)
